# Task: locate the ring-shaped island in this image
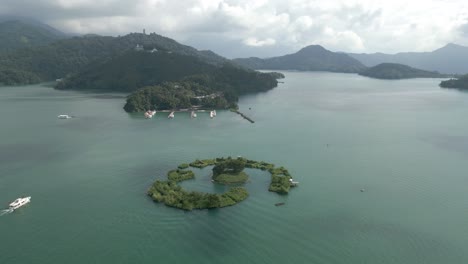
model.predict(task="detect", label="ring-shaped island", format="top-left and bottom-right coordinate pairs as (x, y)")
top-left (147, 157), bottom-right (298, 211)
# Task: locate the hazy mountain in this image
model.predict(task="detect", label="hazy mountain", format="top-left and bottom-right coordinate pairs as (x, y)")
top-left (233, 45), bottom-right (367, 73)
top-left (349, 44), bottom-right (468, 74)
top-left (359, 63), bottom-right (447, 79)
top-left (0, 19), bottom-right (67, 52)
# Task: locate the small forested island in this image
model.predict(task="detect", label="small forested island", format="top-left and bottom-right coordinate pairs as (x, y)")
top-left (147, 157), bottom-right (297, 211)
top-left (439, 74), bottom-right (468, 89)
top-left (359, 63), bottom-right (448, 79)
top-left (212, 158), bottom-right (249, 184)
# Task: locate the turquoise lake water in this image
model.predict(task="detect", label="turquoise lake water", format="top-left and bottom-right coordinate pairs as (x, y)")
top-left (1, 72), bottom-right (468, 263)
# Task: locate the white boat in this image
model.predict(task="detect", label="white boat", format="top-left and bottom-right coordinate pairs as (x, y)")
top-left (191, 111), bottom-right (197, 118)
top-left (144, 110), bottom-right (156, 119)
top-left (58, 114), bottom-right (71, 119)
top-left (168, 111), bottom-right (175, 119)
top-left (9, 196), bottom-right (31, 210)
top-left (210, 111), bottom-right (215, 119)
top-left (213, 110), bottom-right (217, 117)
top-left (289, 178), bottom-right (299, 185)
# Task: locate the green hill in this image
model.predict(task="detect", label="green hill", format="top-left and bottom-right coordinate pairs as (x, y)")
top-left (0, 20), bottom-right (66, 53)
top-left (0, 32), bottom-right (228, 85)
top-left (56, 50), bottom-right (276, 92)
top-left (358, 63), bottom-right (447, 79)
top-left (53, 50), bottom-right (278, 112)
top-left (233, 45), bottom-right (366, 73)
top-left (440, 74), bottom-right (468, 89)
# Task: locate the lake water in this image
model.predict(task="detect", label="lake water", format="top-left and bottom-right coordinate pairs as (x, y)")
top-left (1, 72), bottom-right (468, 263)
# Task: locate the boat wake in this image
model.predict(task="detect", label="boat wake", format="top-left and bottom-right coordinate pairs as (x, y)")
top-left (0, 208), bottom-right (14, 216)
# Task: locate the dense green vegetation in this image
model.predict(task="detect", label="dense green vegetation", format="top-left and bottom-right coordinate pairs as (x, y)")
top-left (440, 74), bottom-right (468, 89)
top-left (189, 159), bottom-right (217, 168)
top-left (213, 172), bottom-right (249, 184)
top-left (233, 45), bottom-right (367, 73)
top-left (0, 67), bottom-right (41, 85)
top-left (268, 167), bottom-right (293, 194)
top-left (148, 181), bottom-right (248, 210)
top-left (359, 63), bottom-right (447, 79)
top-left (0, 20), bottom-right (66, 53)
top-left (212, 158), bottom-right (246, 176)
top-left (56, 51), bottom-right (215, 92)
top-left (147, 157), bottom-right (297, 211)
top-left (177, 163), bottom-right (189, 169)
top-left (0, 32), bottom-right (228, 85)
top-left (167, 169), bottom-right (195, 182)
top-left (58, 50), bottom-right (278, 112)
top-left (0, 26), bottom-right (280, 108)
top-left (212, 159), bottom-right (248, 184)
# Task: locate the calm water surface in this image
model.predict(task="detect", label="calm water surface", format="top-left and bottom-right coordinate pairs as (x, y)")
top-left (1, 72), bottom-right (468, 264)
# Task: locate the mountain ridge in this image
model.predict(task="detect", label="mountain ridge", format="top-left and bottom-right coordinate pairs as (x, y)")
top-left (233, 45), bottom-right (367, 73)
top-left (0, 20), bottom-right (67, 52)
top-left (349, 43), bottom-right (468, 74)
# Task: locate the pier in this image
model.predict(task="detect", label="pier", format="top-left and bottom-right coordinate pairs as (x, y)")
top-left (231, 109), bottom-right (255, 123)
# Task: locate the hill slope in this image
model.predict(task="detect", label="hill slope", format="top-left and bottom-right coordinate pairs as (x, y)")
top-left (359, 63), bottom-right (447, 79)
top-left (0, 20), bottom-right (66, 52)
top-left (0, 33), bottom-right (229, 85)
top-left (349, 44), bottom-right (468, 74)
top-left (233, 45), bottom-right (367, 73)
top-left (56, 50), bottom-right (277, 92)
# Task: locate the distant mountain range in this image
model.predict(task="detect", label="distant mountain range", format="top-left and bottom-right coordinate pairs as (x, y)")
top-left (233, 45), bottom-right (367, 73)
top-left (349, 44), bottom-right (468, 74)
top-left (0, 19), bottom-right (67, 52)
top-left (359, 63), bottom-right (448, 79)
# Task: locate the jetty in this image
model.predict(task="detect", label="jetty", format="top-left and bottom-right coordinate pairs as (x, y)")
top-left (231, 109), bottom-right (255, 123)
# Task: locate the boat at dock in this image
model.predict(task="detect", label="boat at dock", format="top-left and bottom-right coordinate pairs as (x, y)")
top-left (289, 178), bottom-right (299, 186)
top-left (191, 111), bottom-right (197, 118)
top-left (168, 111), bottom-right (175, 119)
top-left (210, 110), bottom-right (215, 118)
top-left (9, 196), bottom-right (31, 210)
top-left (144, 110), bottom-right (156, 119)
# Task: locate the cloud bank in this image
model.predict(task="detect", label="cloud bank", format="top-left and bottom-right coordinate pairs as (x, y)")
top-left (1, 0), bottom-right (468, 58)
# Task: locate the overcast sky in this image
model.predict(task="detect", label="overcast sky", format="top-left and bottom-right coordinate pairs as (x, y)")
top-left (1, 0), bottom-right (468, 58)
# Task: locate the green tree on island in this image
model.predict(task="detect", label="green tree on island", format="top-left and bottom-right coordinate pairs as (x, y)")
top-left (212, 158), bottom-right (246, 176)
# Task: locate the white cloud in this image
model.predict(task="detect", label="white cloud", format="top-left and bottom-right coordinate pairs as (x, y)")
top-left (243, 37), bottom-right (276, 47)
top-left (1, 0), bottom-right (468, 57)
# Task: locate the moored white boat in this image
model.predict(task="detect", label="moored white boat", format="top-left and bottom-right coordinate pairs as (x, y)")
top-left (58, 114), bottom-right (72, 119)
top-left (9, 197), bottom-right (31, 210)
top-left (210, 110), bottom-right (215, 119)
top-left (191, 111), bottom-right (197, 118)
top-left (144, 110), bottom-right (156, 119)
top-left (168, 111), bottom-right (175, 119)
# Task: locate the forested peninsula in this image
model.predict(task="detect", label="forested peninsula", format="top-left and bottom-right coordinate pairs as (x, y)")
top-left (358, 63), bottom-right (447, 79)
top-left (0, 31), bottom-right (282, 110)
top-left (440, 74), bottom-right (468, 89)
